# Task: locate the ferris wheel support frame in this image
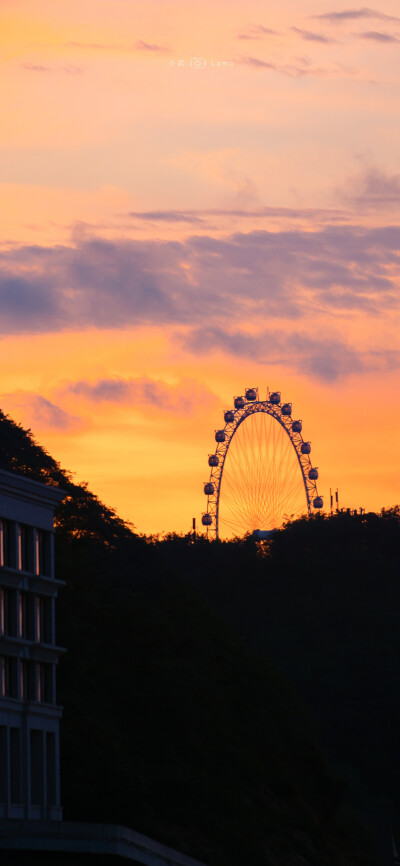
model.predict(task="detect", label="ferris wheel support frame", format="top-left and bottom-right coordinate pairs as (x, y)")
top-left (204, 397), bottom-right (320, 540)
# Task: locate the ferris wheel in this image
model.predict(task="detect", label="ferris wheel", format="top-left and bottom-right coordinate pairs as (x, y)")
top-left (202, 387), bottom-right (323, 539)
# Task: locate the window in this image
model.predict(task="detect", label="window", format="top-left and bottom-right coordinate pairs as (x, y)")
top-left (0, 589), bottom-right (4, 636)
top-left (46, 733), bottom-right (56, 806)
top-left (30, 730), bottom-right (44, 806)
top-left (37, 663), bottom-right (53, 704)
top-left (19, 660), bottom-right (36, 702)
top-left (3, 657), bottom-right (18, 699)
top-left (20, 660), bottom-right (36, 702)
top-left (36, 663), bottom-right (41, 703)
top-left (4, 589), bottom-right (17, 637)
top-left (18, 593), bottom-right (24, 638)
top-left (34, 530), bottom-right (39, 576)
top-left (20, 660), bottom-right (25, 701)
top-left (10, 728), bottom-right (21, 804)
top-left (36, 596), bottom-right (52, 644)
top-left (1, 519), bottom-right (15, 569)
top-left (0, 726), bottom-right (7, 803)
top-left (18, 593), bottom-right (35, 641)
top-left (17, 524), bottom-right (33, 572)
top-left (28, 661), bottom-right (36, 702)
top-left (35, 530), bottom-right (51, 577)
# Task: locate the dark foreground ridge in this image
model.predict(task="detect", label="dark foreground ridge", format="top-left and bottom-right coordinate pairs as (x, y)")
top-left (0, 409), bottom-right (387, 865)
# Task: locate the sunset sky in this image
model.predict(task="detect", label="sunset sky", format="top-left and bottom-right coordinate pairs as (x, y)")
top-left (1, 0), bottom-right (400, 534)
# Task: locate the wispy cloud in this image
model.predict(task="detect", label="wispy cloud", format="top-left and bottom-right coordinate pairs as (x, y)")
top-left (180, 327), bottom-right (400, 383)
top-left (358, 30), bottom-right (400, 41)
top-left (67, 41), bottom-right (129, 51)
top-left (128, 210), bottom-right (206, 224)
top-left (62, 64), bottom-right (84, 74)
top-left (292, 27), bottom-right (336, 43)
top-left (340, 165), bottom-right (400, 209)
top-left (239, 56), bottom-right (277, 70)
top-left (22, 62), bottom-right (83, 74)
top-left (67, 377), bottom-right (218, 415)
top-left (313, 7), bottom-right (400, 23)
top-left (127, 206), bottom-right (346, 223)
top-left (66, 40), bottom-right (170, 53)
top-left (237, 24), bottom-right (279, 40)
top-left (22, 63), bottom-right (50, 72)
top-left (135, 40), bottom-right (170, 52)
top-left (238, 55), bottom-right (358, 78)
top-left (0, 393), bottom-right (84, 432)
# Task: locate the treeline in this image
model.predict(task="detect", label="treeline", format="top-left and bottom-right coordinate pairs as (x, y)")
top-left (0, 409), bottom-right (387, 865)
top-left (154, 511), bottom-right (400, 812)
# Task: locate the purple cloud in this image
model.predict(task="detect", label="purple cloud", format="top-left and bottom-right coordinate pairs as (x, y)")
top-left (0, 394), bottom-right (83, 432)
top-left (358, 30), bottom-right (399, 41)
top-left (66, 40), bottom-right (170, 53)
top-left (237, 25), bottom-right (278, 40)
top-left (239, 56), bottom-right (278, 70)
top-left (135, 40), bottom-right (170, 52)
top-left (22, 63), bottom-right (50, 72)
top-left (127, 206), bottom-right (346, 223)
top-left (180, 327), bottom-right (400, 383)
top-left (128, 210), bottom-right (205, 224)
top-left (22, 62), bottom-right (83, 74)
top-left (0, 225), bottom-right (399, 339)
top-left (340, 165), bottom-right (400, 209)
top-left (313, 7), bottom-right (400, 23)
top-left (67, 377), bottom-right (218, 414)
top-left (292, 27), bottom-right (336, 43)
top-left (237, 55), bottom-right (356, 78)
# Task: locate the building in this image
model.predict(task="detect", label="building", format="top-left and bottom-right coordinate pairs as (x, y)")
top-left (0, 468), bottom-right (65, 820)
top-left (0, 466), bottom-right (209, 865)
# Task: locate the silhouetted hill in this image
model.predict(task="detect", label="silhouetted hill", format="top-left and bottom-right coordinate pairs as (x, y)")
top-left (0, 410), bottom-right (378, 865)
top-left (152, 513), bottom-right (400, 838)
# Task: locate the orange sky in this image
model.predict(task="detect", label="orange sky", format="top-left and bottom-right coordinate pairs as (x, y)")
top-left (1, 0), bottom-right (400, 534)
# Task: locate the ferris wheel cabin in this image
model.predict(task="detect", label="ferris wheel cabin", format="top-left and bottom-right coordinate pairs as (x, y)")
top-left (201, 513), bottom-right (213, 526)
top-left (224, 410), bottom-right (235, 423)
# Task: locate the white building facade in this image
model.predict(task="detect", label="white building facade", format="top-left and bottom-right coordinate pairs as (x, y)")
top-left (0, 468), bottom-right (65, 820)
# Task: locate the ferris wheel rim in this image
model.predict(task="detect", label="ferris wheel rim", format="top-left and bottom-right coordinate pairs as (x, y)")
top-left (202, 392), bottom-right (321, 540)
